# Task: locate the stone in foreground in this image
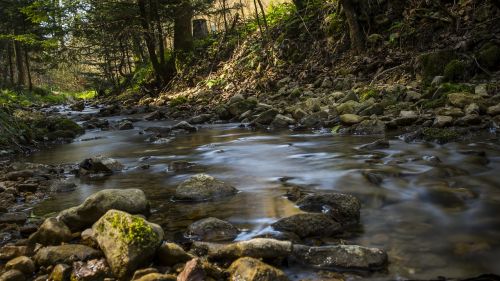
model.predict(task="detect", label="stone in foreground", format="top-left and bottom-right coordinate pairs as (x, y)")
top-left (291, 244), bottom-right (388, 271)
top-left (174, 174), bottom-right (238, 201)
top-left (34, 244), bottom-right (102, 266)
top-left (57, 188), bottom-right (150, 231)
top-left (228, 257), bottom-right (289, 281)
top-left (191, 238), bottom-right (292, 261)
top-left (29, 217), bottom-right (72, 245)
top-left (92, 210), bottom-right (164, 280)
top-left (271, 213), bottom-right (342, 238)
top-left (186, 217), bottom-right (240, 242)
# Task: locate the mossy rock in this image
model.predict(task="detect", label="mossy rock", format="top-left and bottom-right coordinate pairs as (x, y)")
top-left (443, 60), bottom-right (469, 82)
top-left (477, 42), bottom-right (500, 71)
top-left (418, 50), bottom-right (456, 84)
top-left (421, 128), bottom-right (460, 144)
top-left (92, 210), bottom-right (164, 280)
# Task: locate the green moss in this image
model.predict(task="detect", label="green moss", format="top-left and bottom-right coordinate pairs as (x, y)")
top-left (443, 59), bottom-right (468, 82)
top-left (421, 97), bottom-right (446, 109)
top-left (477, 42), bottom-right (500, 71)
top-left (422, 128), bottom-right (460, 144)
top-left (105, 212), bottom-right (158, 246)
top-left (359, 89), bottom-right (379, 102)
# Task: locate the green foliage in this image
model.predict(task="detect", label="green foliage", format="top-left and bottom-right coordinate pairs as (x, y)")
top-left (359, 89), bottom-right (379, 102)
top-left (0, 88), bottom-right (96, 107)
top-left (130, 64), bottom-right (154, 92)
top-left (323, 12), bottom-right (344, 35)
top-left (205, 77), bottom-right (226, 89)
top-left (169, 95), bottom-right (189, 107)
top-left (419, 50), bottom-right (457, 84)
top-left (477, 42), bottom-right (500, 71)
top-left (266, 3), bottom-right (296, 26)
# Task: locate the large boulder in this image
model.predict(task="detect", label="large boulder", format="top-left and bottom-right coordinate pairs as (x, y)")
top-left (34, 244), bottom-right (102, 266)
top-left (58, 189), bottom-right (150, 231)
top-left (78, 156), bottom-right (123, 176)
top-left (174, 174), bottom-right (238, 201)
top-left (447, 92), bottom-right (478, 108)
top-left (29, 217), bottom-right (72, 245)
top-left (271, 213), bottom-right (342, 238)
top-left (340, 114), bottom-right (363, 125)
top-left (92, 210), bottom-right (164, 280)
top-left (186, 217), bottom-right (240, 242)
top-left (191, 238), bottom-right (292, 261)
top-left (228, 257), bottom-right (289, 281)
top-left (252, 109), bottom-right (279, 125)
top-left (291, 244), bottom-right (388, 271)
top-left (295, 193), bottom-right (361, 225)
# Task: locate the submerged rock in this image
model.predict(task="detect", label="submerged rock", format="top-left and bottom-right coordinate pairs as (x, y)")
top-left (192, 238), bottom-right (292, 261)
top-left (291, 244), bottom-right (388, 271)
top-left (228, 257), bottom-right (289, 281)
top-left (187, 217), bottom-right (240, 242)
top-left (58, 189), bottom-right (150, 231)
top-left (92, 210), bottom-right (164, 280)
top-left (295, 193), bottom-right (361, 225)
top-left (271, 213), bottom-right (342, 238)
top-left (172, 121), bottom-right (197, 132)
top-left (174, 174), bottom-right (238, 201)
top-left (34, 244), bottom-right (102, 266)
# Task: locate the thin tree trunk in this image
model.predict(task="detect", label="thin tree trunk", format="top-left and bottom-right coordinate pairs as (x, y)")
top-left (340, 0), bottom-right (365, 53)
top-left (24, 47), bottom-right (32, 91)
top-left (253, 0), bottom-right (264, 40)
top-left (256, 0), bottom-right (268, 31)
top-left (150, 0), bottom-right (166, 65)
top-left (173, 0), bottom-right (194, 72)
top-left (14, 41), bottom-right (25, 86)
top-left (222, 0), bottom-right (229, 31)
top-left (7, 41), bottom-right (14, 86)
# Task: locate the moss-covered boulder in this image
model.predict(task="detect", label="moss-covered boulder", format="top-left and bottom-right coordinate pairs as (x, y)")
top-left (228, 257), bottom-right (289, 281)
top-left (443, 59), bottom-right (469, 82)
top-left (57, 189), bottom-right (150, 231)
top-left (418, 50), bottom-right (456, 84)
top-left (174, 174), bottom-right (238, 201)
top-left (447, 92), bottom-right (479, 108)
top-left (477, 42), bottom-right (500, 71)
top-left (92, 210), bottom-right (164, 280)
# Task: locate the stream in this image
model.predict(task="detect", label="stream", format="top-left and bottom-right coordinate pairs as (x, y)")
top-left (25, 106), bottom-right (500, 280)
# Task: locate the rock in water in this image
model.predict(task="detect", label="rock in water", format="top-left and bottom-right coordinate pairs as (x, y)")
top-left (78, 156), bottom-right (123, 176)
top-left (174, 174), bottom-right (238, 201)
top-left (191, 238), bottom-right (292, 261)
top-left (291, 244), bottom-right (388, 271)
top-left (186, 217), bottom-right (240, 242)
top-left (271, 213), bottom-right (342, 238)
top-left (34, 244), bottom-right (102, 266)
top-left (58, 189), bottom-right (150, 231)
top-left (29, 217), bottom-right (72, 245)
top-left (295, 193), bottom-right (361, 225)
top-left (92, 210), bottom-right (164, 280)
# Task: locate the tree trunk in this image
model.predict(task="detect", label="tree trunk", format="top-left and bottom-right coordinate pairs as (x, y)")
top-left (340, 0), bottom-right (365, 53)
top-left (173, 0), bottom-right (194, 71)
top-left (14, 41), bottom-right (25, 86)
top-left (138, 0), bottom-right (163, 83)
top-left (24, 47), bottom-right (32, 91)
top-left (150, 0), bottom-right (166, 65)
top-left (222, 0), bottom-right (229, 31)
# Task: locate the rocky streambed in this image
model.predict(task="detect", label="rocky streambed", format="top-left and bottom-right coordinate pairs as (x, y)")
top-left (0, 104), bottom-right (500, 280)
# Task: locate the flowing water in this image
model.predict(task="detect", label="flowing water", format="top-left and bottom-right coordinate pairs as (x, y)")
top-left (26, 108), bottom-right (500, 280)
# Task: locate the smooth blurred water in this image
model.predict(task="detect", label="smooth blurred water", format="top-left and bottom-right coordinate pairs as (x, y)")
top-left (27, 116), bottom-right (500, 280)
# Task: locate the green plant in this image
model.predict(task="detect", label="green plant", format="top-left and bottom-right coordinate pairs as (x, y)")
top-left (169, 95), bottom-right (189, 107)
